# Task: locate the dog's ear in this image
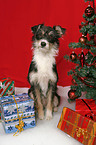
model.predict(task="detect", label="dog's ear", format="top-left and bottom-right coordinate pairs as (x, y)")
top-left (53, 25), bottom-right (66, 38)
top-left (31, 24), bottom-right (44, 34)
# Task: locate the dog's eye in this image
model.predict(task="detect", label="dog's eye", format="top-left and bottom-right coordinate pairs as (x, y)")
top-left (49, 34), bottom-right (55, 41)
top-left (36, 31), bottom-right (43, 40)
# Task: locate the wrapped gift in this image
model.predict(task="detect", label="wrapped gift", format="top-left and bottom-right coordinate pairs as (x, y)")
top-left (57, 107), bottom-right (96, 145)
top-left (0, 78), bottom-right (15, 119)
top-left (0, 78), bottom-right (15, 97)
top-left (76, 99), bottom-right (96, 121)
top-left (0, 93), bottom-right (35, 134)
top-left (0, 110), bottom-right (1, 119)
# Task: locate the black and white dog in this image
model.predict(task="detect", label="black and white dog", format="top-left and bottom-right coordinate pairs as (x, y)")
top-left (28, 24), bottom-right (66, 120)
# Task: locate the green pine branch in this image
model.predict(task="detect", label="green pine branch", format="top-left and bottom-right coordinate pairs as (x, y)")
top-left (69, 41), bottom-right (96, 54)
top-left (64, 54), bottom-right (81, 65)
top-left (83, 14), bottom-right (96, 21)
top-left (84, 0), bottom-right (93, 2)
top-left (85, 51), bottom-right (94, 63)
top-left (80, 25), bottom-right (96, 36)
top-left (85, 88), bottom-right (96, 99)
top-left (90, 46), bottom-right (96, 54)
top-left (69, 42), bottom-right (90, 49)
top-left (86, 40), bottom-right (95, 45)
top-left (64, 55), bottom-right (70, 61)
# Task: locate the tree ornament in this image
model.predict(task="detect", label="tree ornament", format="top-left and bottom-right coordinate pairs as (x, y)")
top-left (94, 18), bottom-right (96, 45)
top-left (72, 78), bottom-right (77, 85)
top-left (85, 5), bottom-right (94, 18)
top-left (94, 34), bottom-right (96, 45)
top-left (70, 52), bottom-right (77, 61)
top-left (79, 35), bottom-right (87, 44)
top-left (68, 89), bottom-right (77, 100)
top-left (80, 51), bottom-right (85, 67)
top-left (89, 22), bottom-right (94, 26)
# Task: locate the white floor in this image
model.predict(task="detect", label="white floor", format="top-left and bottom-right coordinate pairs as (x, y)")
top-left (0, 86), bottom-right (83, 145)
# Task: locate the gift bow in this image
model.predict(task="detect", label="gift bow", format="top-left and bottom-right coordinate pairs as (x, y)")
top-left (76, 128), bottom-right (88, 139)
top-left (61, 118), bottom-right (89, 140)
top-left (13, 113), bottom-right (24, 136)
top-left (15, 118), bottom-right (24, 132)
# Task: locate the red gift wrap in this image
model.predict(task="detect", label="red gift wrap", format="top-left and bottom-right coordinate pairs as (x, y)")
top-left (0, 78), bottom-right (15, 119)
top-left (0, 78), bottom-right (15, 97)
top-left (57, 107), bottom-right (96, 145)
top-left (76, 99), bottom-right (96, 122)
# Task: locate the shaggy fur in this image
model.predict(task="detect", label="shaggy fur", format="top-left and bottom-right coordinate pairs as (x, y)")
top-left (28, 24), bottom-right (66, 120)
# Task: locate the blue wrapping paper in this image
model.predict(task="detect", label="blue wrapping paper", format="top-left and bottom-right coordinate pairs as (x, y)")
top-left (0, 93), bottom-right (36, 133)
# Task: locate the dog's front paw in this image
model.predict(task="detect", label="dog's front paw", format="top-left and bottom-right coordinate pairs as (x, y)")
top-left (54, 107), bottom-right (58, 112)
top-left (45, 109), bottom-right (52, 120)
top-left (38, 108), bottom-right (44, 120)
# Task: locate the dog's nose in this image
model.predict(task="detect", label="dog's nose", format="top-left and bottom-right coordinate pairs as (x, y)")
top-left (41, 42), bottom-right (46, 47)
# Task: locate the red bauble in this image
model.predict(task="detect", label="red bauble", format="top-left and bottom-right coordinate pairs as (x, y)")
top-left (85, 5), bottom-right (94, 18)
top-left (94, 34), bottom-right (96, 45)
top-left (70, 52), bottom-right (77, 61)
top-left (80, 51), bottom-right (85, 67)
top-left (68, 90), bottom-right (77, 100)
top-left (79, 35), bottom-right (87, 44)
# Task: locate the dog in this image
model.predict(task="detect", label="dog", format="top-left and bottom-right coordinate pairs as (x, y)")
top-left (28, 24), bottom-right (66, 120)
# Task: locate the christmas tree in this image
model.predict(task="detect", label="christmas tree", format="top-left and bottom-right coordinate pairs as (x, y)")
top-left (64, 0), bottom-right (96, 102)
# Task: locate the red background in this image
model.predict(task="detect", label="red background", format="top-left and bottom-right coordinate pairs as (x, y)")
top-left (0, 0), bottom-right (93, 88)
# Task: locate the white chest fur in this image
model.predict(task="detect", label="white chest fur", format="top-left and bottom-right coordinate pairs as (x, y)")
top-left (31, 51), bottom-right (57, 96)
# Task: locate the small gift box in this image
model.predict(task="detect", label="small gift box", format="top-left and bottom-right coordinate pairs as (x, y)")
top-left (57, 107), bottom-right (96, 145)
top-left (0, 78), bottom-right (15, 97)
top-left (76, 99), bottom-right (96, 121)
top-left (0, 78), bottom-right (15, 119)
top-left (0, 93), bottom-right (35, 134)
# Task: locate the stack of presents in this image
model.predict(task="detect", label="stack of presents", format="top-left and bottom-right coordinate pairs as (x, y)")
top-left (0, 78), bottom-right (36, 135)
top-left (0, 78), bottom-right (96, 145)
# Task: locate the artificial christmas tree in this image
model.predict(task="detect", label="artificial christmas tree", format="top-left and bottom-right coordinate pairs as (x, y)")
top-left (64, 0), bottom-right (96, 101)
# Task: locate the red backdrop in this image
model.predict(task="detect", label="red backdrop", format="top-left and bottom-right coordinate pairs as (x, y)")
top-left (0, 0), bottom-right (91, 87)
